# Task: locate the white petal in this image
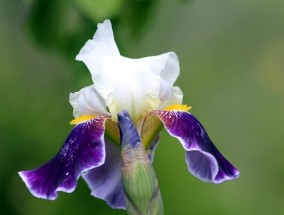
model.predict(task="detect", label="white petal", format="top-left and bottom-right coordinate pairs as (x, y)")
top-left (159, 86), bottom-right (183, 109)
top-left (95, 56), bottom-right (161, 123)
top-left (75, 20), bottom-right (182, 123)
top-left (75, 19), bottom-right (120, 76)
top-left (141, 52), bottom-right (180, 85)
top-left (159, 79), bottom-right (171, 102)
top-left (69, 85), bottom-right (109, 117)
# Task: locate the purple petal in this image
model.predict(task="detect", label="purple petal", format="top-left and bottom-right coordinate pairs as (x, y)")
top-left (151, 110), bottom-right (239, 183)
top-left (117, 110), bottom-right (160, 162)
top-left (82, 139), bottom-right (126, 209)
top-left (18, 116), bottom-right (109, 200)
top-left (117, 110), bottom-right (140, 148)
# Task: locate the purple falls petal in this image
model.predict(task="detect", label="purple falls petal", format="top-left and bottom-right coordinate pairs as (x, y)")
top-left (82, 139), bottom-right (125, 209)
top-left (152, 110), bottom-right (239, 184)
top-left (18, 116), bottom-right (109, 200)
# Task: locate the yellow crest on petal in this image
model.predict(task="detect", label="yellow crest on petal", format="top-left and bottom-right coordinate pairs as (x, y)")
top-left (70, 115), bottom-right (96, 125)
top-left (164, 104), bottom-right (192, 112)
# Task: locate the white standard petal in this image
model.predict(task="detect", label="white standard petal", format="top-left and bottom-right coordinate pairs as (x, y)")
top-left (141, 52), bottom-right (182, 108)
top-left (75, 20), bottom-right (182, 123)
top-left (76, 20), bottom-right (120, 78)
top-left (69, 85), bottom-right (109, 117)
top-left (96, 56), bottom-right (161, 123)
top-left (141, 52), bottom-right (180, 85)
top-left (159, 86), bottom-right (183, 109)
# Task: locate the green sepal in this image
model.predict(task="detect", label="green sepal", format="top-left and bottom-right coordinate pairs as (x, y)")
top-left (141, 115), bottom-right (163, 150)
top-left (105, 119), bottom-right (120, 146)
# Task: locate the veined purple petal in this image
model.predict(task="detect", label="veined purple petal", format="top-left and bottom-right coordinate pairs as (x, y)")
top-left (18, 116), bottom-right (109, 200)
top-left (151, 110), bottom-right (239, 183)
top-left (82, 139), bottom-right (125, 209)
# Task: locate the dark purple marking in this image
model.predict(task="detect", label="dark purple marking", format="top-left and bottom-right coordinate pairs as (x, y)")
top-left (19, 116), bottom-right (109, 200)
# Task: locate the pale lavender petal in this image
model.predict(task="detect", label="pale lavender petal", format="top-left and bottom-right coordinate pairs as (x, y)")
top-left (82, 139), bottom-right (125, 209)
top-left (148, 135), bottom-right (160, 162)
top-left (18, 116), bottom-right (109, 200)
top-left (152, 110), bottom-right (239, 183)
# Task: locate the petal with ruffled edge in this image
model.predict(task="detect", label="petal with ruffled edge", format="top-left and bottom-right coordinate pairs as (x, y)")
top-left (140, 52), bottom-right (181, 108)
top-left (18, 116), bottom-right (109, 200)
top-left (150, 110), bottom-right (240, 183)
top-left (69, 85), bottom-right (109, 118)
top-left (76, 20), bottom-right (181, 123)
top-left (82, 139), bottom-right (125, 209)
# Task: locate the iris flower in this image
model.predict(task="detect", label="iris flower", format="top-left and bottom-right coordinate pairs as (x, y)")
top-left (19, 20), bottom-right (239, 212)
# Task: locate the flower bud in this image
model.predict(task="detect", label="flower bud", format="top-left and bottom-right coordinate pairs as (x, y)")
top-left (118, 111), bottom-right (164, 215)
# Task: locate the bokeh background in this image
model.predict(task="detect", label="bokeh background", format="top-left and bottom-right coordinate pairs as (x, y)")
top-left (1, 0), bottom-right (284, 214)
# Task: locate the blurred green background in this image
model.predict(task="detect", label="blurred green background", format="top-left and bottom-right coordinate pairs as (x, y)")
top-left (1, 0), bottom-right (284, 214)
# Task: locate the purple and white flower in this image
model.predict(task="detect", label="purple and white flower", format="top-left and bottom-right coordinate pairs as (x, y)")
top-left (19, 20), bottom-right (239, 210)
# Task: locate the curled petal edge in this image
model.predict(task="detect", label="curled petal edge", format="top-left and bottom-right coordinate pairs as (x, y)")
top-left (150, 110), bottom-right (240, 184)
top-left (18, 116), bottom-right (109, 200)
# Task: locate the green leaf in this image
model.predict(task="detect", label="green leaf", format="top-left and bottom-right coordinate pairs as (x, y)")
top-left (74, 0), bottom-right (126, 22)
